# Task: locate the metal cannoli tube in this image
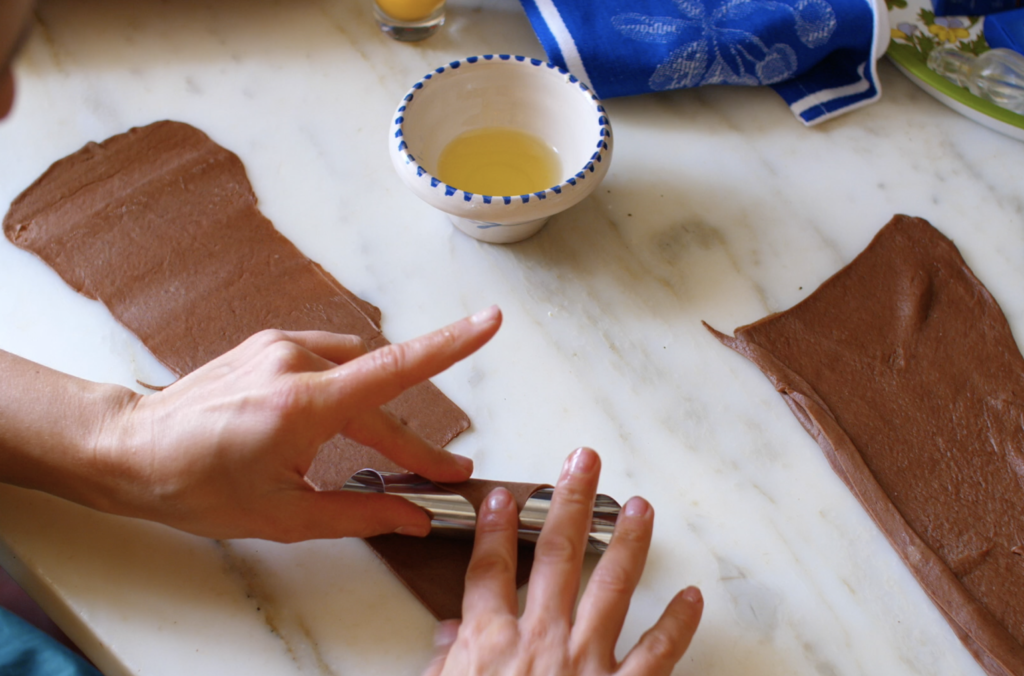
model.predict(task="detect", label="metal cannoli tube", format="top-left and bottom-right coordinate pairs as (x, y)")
top-left (342, 470), bottom-right (620, 554)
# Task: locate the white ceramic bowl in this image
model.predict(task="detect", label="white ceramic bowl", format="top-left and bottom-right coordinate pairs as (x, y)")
top-left (389, 55), bottom-right (613, 244)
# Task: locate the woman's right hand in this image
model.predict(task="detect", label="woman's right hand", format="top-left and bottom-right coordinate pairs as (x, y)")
top-left (425, 447), bottom-right (703, 676)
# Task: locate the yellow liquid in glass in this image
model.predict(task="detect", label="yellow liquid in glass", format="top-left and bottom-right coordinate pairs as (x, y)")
top-left (436, 127), bottom-right (562, 196)
top-left (376, 0), bottom-right (444, 21)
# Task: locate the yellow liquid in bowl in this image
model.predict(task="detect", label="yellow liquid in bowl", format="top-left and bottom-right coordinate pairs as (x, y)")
top-left (435, 127), bottom-right (562, 196)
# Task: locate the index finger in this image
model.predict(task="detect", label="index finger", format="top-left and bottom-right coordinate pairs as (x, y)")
top-left (316, 306), bottom-right (502, 413)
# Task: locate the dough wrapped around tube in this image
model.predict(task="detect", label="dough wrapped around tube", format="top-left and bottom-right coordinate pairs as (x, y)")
top-left (343, 469), bottom-right (620, 554)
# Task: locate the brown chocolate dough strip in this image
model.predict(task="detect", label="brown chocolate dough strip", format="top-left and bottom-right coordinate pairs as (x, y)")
top-left (312, 451), bottom-right (546, 620)
top-left (1, 120), bottom-right (496, 619)
top-left (367, 479), bottom-right (548, 621)
top-left (707, 215), bottom-right (1024, 676)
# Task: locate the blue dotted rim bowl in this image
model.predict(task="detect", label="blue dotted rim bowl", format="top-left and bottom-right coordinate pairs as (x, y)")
top-left (389, 55), bottom-right (613, 243)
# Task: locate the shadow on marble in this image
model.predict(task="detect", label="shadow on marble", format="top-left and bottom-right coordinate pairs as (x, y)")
top-left (500, 194), bottom-right (768, 328)
top-left (30, 0), bottom-right (542, 73)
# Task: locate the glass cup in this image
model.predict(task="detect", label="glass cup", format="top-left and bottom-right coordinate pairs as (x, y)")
top-left (373, 0), bottom-right (445, 42)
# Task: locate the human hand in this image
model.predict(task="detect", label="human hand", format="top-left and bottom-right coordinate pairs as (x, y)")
top-left (424, 448), bottom-right (703, 676)
top-left (1, 0), bottom-right (35, 119)
top-left (87, 306), bottom-right (502, 542)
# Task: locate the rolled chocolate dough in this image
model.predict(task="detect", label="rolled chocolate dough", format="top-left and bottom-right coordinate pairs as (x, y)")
top-left (708, 215), bottom-right (1024, 676)
top-left (368, 479), bottom-right (545, 620)
top-left (2, 120), bottom-right (535, 620)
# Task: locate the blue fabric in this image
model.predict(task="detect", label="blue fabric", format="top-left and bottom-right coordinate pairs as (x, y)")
top-left (985, 8), bottom-right (1024, 53)
top-left (934, 0), bottom-right (1020, 16)
top-left (0, 607), bottom-right (101, 676)
top-left (519, 0), bottom-right (881, 124)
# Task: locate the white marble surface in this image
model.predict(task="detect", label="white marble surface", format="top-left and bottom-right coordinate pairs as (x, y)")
top-left (0, 1), bottom-right (1021, 674)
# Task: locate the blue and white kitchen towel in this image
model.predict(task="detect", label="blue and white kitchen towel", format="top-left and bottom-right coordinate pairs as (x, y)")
top-left (519, 0), bottom-right (888, 125)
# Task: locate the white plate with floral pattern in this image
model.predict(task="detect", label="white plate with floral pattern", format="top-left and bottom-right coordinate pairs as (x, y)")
top-left (886, 0), bottom-right (1024, 140)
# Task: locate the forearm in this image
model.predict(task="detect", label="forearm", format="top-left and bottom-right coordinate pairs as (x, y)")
top-left (0, 348), bottom-right (137, 509)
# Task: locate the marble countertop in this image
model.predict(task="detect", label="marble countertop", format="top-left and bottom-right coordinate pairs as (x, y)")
top-left (1, 1), bottom-right (1021, 674)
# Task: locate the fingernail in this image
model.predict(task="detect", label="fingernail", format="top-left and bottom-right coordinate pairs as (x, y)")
top-left (469, 305), bottom-right (499, 324)
top-left (487, 487), bottom-right (512, 512)
top-left (453, 454), bottom-right (474, 474)
top-left (566, 447), bottom-right (598, 476)
top-left (623, 497), bottom-right (649, 518)
top-left (395, 524), bottom-right (431, 538)
top-left (682, 586), bottom-right (703, 605)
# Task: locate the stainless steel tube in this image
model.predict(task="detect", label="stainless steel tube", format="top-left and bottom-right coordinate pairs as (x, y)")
top-left (342, 470), bottom-right (620, 554)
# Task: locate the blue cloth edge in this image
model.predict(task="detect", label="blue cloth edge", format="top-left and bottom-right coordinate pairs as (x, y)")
top-left (518, 0), bottom-right (886, 125)
top-left (773, 0), bottom-right (886, 125)
top-left (521, 0), bottom-right (568, 70)
top-left (0, 606), bottom-right (101, 676)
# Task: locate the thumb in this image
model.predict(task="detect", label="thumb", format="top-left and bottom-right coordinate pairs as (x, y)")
top-left (422, 620), bottom-right (461, 676)
top-left (283, 491), bottom-right (433, 541)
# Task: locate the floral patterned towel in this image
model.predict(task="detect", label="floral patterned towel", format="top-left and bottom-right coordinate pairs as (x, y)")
top-left (520, 0), bottom-right (889, 125)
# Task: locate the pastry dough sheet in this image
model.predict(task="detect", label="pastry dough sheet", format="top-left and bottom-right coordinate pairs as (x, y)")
top-left (2, 120), bottom-right (528, 620)
top-left (709, 215), bottom-right (1024, 676)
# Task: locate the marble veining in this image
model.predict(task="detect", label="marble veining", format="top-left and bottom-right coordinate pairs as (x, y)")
top-left (0, 0), bottom-right (1021, 675)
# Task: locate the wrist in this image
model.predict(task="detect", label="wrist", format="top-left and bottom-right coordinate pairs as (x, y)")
top-left (0, 349), bottom-right (143, 511)
top-left (80, 382), bottom-right (146, 513)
